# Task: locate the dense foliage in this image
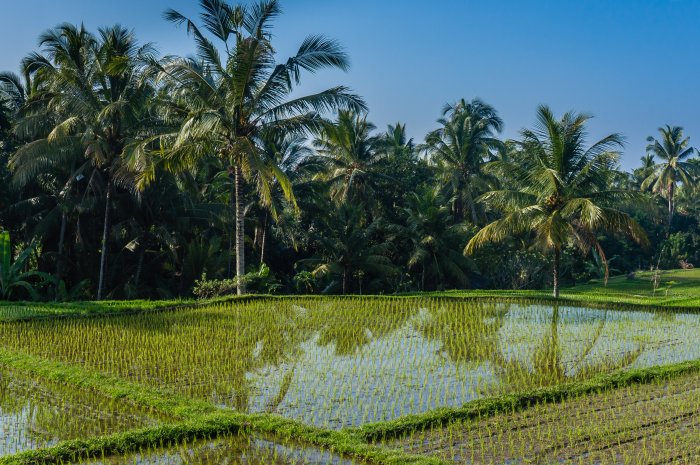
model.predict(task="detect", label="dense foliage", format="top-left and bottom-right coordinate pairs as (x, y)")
top-left (1, 0), bottom-right (698, 300)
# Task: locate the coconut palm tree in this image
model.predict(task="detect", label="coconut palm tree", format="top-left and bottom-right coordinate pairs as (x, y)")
top-left (303, 203), bottom-right (395, 294)
top-left (392, 187), bottom-right (473, 290)
top-left (10, 24), bottom-right (158, 299)
top-left (4, 66), bottom-right (79, 278)
top-left (0, 72), bottom-right (30, 115)
top-left (311, 110), bottom-right (386, 206)
top-left (424, 98), bottom-right (504, 224)
top-left (155, 0), bottom-right (364, 294)
top-left (465, 106), bottom-right (648, 297)
top-left (641, 126), bottom-right (698, 229)
top-left (376, 122), bottom-right (415, 160)
top-left (251, 129), bottom-right (312, 265)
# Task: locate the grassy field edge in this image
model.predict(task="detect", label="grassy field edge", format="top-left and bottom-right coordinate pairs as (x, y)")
top-left (0, 348), bottom-right (216, 420)
top-left (0, 411), bottom-right (448, 465)
top-left (0, 349), bottom-right (446, 465)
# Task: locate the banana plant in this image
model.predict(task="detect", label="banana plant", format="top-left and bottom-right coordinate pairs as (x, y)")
top-left (0, 231), bottom-right (54, 300)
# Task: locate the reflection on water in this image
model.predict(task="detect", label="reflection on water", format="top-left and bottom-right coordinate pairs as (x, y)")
top-left (0, 368), bottom-right (164, 455)
top-left (246, 302), bottom-right (698, 428)
top-left (79, 433), bottom-right (360, 465)
top-left (1, 299), bottom-right (698, 429)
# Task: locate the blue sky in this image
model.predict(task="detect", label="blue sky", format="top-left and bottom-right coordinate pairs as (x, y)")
top-left (1, 0), bottom-right (698, 169)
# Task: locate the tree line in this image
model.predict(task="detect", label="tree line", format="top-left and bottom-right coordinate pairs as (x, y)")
top-left (0, 0), bottom-right (698, 300)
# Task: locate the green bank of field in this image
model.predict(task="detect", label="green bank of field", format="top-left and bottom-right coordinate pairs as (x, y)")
top-left (431, 269), bottom-right (700, 309)
top-left (1, 269), bottom-right (700, 464)
top-left (2, 269), bottom-right (697, 322)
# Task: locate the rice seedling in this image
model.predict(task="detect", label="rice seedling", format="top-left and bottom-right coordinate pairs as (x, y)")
top-left (1, 298), bottom-right (698, 430)
top-left (385, 370), bottom-right (700, 464)
top-left (0, 367), bottom-right (166, 455)
top-left (66, 431), bottom-right (364, 465)
top-left (0, 299), bottom-right (193, 322)
top-left (0, 306), bottom-right (57, 322)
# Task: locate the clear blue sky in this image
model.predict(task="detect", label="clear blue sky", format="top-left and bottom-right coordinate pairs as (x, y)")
top-left (1, 0), bottom-right (698, 169)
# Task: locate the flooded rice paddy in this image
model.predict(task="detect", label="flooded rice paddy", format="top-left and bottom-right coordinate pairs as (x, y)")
top-left (387, 371), bottom-right (700, 464)
top-left (0, 367), bottom-right (165, 455)
top-left (71, 433), bottom-right (362, 465)
top-left (1, 298), bottom-right (698, 429)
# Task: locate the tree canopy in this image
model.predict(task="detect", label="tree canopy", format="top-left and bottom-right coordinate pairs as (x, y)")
top-left (0, 1), bottom-right (698, 300)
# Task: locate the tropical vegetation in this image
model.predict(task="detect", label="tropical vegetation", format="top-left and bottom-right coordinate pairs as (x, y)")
top-left (3, 4), bottom-right (700, 465)
top-left (0, 0), bottom-right (699, 302)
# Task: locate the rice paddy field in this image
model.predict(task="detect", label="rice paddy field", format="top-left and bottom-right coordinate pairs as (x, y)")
top-left (1, 285), bottom-right (700, 464)
top-left (72, 433), bottom-right (362, 465)
top-left (0, 367), bottom-right (166, 455)
top-left (385, 372), bottom-right (700, 464)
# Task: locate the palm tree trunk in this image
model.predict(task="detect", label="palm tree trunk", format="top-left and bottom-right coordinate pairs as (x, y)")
top-left (134, 248), bottom-right (145, 289)
top-left (96, 180), bottom-right (112, 300)
top-left (470, 202), bottom-right (478, 225)
top-left (227, 172), bottom-right (234, 279)
top-left (667, 182), bottom-right (674, 232)
top-left (57, 212), bottom-right (66, 278)
top-left (552, 247), bottom-right (560, 298)
top-left (58, 212), bottom-right (66, 256)
top-left (466, 190), bottom-right (478, 225)
top-left (342, 268), bottom-right (347, 295)
top-left (260, 213), bottom-right (268, 265)
top-left (453, 195), bottom-right (463, 221)
top-left (234, 165), bottom-right (246, 295)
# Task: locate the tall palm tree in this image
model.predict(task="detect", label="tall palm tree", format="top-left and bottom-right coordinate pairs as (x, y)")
top-left (252, 129), bottom-right (312, 265)
top-left (0, 72), bottom-right (30, 116)
top-left (376, 122), bottom-right (415, 160)
top-left (155, 0), bottom-right (364, 294)
top-left (311, 110), bottom-right (385, 206)
top-left (0, 72), bottom-right (28, 223)
top-left (303, 203), bottom-right (395, 294)
top-left (10, 24), bottom-right (158, 299)
top-left (392, 187), bottom-right (473, 290)
top-left (465, 106), bottom-right (648, 297)
top-left (4, 65), bottom-right (84, 280)
top-left (424, 98), bottom-right (504, 224)
top-left (641, 125), bottom-right (698, 229)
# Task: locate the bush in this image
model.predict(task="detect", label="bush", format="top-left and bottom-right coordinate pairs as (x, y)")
top-left (192, 273), bottom-right (237, 299)
top-left (192, 264), bottom-right (282, 299)
top-left (293, 271), bottom-right (316, 294)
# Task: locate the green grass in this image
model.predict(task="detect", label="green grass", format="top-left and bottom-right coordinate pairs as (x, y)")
top-left (417, 268), bottom-right (700, 309)
top-left (562, 268), bottom-right (700, 302)
top-left (0, 348), bottom-right (217, 420)
top-left (3, 269), bottom-right (698, 322)
top-left (0, 300), bottom-right (190, 322)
